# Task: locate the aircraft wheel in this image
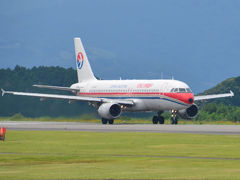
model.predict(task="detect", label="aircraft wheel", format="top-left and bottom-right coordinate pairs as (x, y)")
top-left (171, 117), bottom-right (178, 125)
top-left (109, 119), bottom-right (114, 124)
top-left (101, 118), bottom-right (108, 124)
top-left (152, 116), bottom-right (158, 124)
top-left (175, 117), bottom-right (178, 124)
top-left (159, 116), bottom-right (165, 124)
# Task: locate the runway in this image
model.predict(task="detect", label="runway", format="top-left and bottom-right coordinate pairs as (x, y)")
top-left (1, 121), bottom-right (240, 134)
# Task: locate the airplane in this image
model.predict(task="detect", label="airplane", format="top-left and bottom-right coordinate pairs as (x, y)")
top-left (1, 38), bottom-right (234, 124)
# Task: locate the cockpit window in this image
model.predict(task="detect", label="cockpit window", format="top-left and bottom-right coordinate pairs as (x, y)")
top-left (179, 88), bottom-right (186, 93)
top-left (171, 88), bottom-right (192, 93)
top-left (186, 88), bottom-right (192, 93)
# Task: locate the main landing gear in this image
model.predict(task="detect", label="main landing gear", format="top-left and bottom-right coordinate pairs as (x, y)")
top-left (101, 118), bottom-right (114, 124)
top-left (152, 110), bottom-right (178, 125)
top-left (171, 110), bottom-right (178, 125)
top-left (152, 111), bottom-right (165, 124)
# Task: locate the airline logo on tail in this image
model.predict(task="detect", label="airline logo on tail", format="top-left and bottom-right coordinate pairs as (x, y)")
top-left (77, 52), bottom-right (84, 69)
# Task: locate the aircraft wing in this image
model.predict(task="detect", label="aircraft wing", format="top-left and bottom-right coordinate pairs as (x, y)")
top-left (33, 84), bottom-right (79, 92)
top-left (1, 89), bottom-right (134, 106)
top-left (194, 91), bottom-right (234, 101)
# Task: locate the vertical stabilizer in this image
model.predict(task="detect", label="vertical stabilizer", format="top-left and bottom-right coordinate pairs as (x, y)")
top-left (74, 38), bottom-right (97, 82)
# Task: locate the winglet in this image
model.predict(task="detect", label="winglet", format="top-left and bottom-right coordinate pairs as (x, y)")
top-left (230, 90), bottom-right (234, 97)
top-left (1, 89), bottom-right (5, 96)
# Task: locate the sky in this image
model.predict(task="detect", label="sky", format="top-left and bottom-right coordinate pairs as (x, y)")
top-left (0, 0), bottom-right (240, 93)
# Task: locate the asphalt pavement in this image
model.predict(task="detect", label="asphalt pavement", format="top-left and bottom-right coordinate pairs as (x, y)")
top-left (1, 121), bottom-right (240, 134)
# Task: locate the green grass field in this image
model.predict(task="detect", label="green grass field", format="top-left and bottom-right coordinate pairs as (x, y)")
top-left (1, 131), bottom-right (240, 179)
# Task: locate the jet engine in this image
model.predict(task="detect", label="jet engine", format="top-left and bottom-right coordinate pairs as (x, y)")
top-left (178, 104), bottom-right (198, 119)
top-left (98, 103), bottom-right (122, 119)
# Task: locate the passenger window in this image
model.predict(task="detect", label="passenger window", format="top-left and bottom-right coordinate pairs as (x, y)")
top-left (174, 88), bottom-right (178, 93)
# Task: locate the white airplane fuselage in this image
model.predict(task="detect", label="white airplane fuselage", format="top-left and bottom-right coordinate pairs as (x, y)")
top-left (71, 79), bottom-right (194, 112)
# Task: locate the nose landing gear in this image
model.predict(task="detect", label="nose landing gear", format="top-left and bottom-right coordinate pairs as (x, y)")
top-left (171, 110), bottom-right (178, 125)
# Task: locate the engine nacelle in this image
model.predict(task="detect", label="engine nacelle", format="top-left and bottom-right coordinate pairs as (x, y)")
top-left (178, 104), bottom-right (198, 119)
top-left (98, 103), bottom-right (122, 119)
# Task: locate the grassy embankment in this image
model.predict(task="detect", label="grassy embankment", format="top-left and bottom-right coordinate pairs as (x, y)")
top-left (0, 113), bottom-right (240, 125)
top-left (1, 131), bottom-right (240, 179)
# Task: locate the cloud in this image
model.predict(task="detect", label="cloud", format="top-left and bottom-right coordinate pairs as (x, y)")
top-left (88, 47), bottom-right (116, 60)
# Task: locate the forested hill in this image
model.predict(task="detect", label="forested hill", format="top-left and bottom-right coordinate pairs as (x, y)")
top-left (200, 77), bottom-right (240, 106)
top-left (0, 66), bottom-right (95, 117)
top-left (0, 66), bottom-right (239, 117)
